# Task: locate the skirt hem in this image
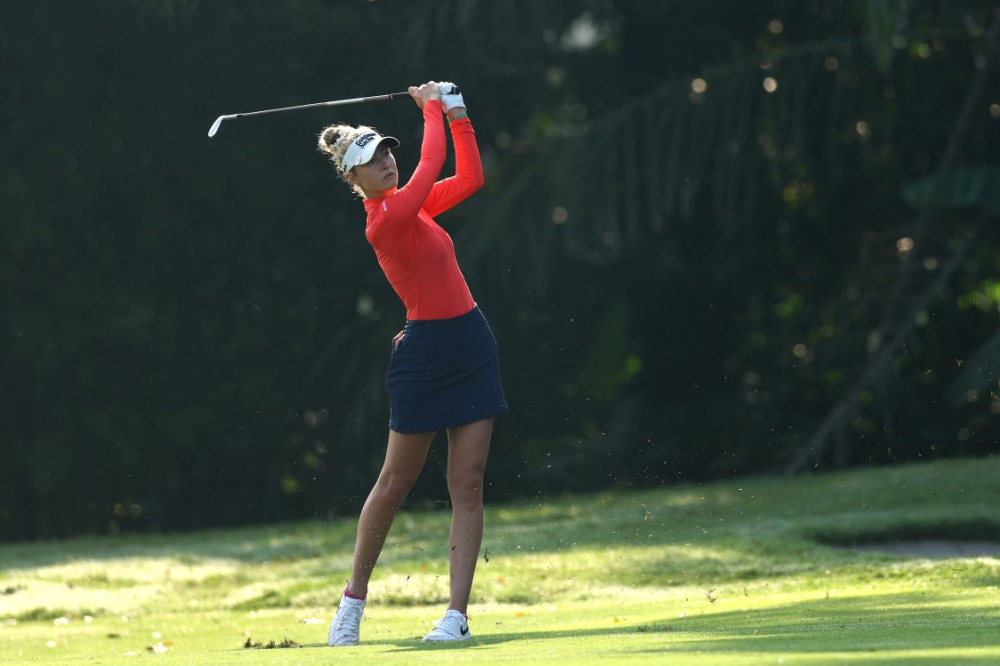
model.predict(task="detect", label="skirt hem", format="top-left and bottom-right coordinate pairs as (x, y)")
top-left (388, 405), bottom-right (509, 434)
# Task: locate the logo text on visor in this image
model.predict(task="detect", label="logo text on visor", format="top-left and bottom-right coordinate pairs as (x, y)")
top-left (355, 133), bottom-right (377, 149)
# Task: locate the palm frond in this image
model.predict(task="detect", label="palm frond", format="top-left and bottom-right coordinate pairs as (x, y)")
top-left (473, 38), bottom-right (855, 278)
top-left (905, 167), bottom-right (1000, 215)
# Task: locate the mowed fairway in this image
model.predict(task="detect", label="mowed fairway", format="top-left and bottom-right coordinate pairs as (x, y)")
top-left (2, 457), bottom-right (999, 665)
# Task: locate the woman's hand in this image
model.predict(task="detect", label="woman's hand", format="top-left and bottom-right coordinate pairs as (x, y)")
top-left (408, 81), bottom-right (442, 109)
top-left (437, 82), bottom-right (467, 119)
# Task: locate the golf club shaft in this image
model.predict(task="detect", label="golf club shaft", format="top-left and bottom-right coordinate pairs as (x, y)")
top-left (208, 91), bottom-right (410, 137)
top-left (234, 91), bottom-right (411, 119)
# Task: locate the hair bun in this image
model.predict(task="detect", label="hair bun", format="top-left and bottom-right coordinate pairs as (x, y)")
top-left (320, 126), bottom-right (342, 153)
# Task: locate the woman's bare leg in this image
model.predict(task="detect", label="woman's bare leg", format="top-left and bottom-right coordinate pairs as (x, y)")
top-left (345, 429), bottom-right (436, 597)
top-left (444, 417), bottom-right (494, 614)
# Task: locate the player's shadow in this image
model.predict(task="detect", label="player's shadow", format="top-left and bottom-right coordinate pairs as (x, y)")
top-left (288, 589), bottom-right (994, 657)
top-left (290, 624), bottom-right (656, 652)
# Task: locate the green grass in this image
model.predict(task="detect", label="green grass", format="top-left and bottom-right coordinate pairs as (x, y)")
top-left (1, 457), bottom-right (999, 665)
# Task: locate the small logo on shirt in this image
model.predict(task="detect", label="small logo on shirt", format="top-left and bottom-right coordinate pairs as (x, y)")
top-left (382, 201), bottom-right (388, 212)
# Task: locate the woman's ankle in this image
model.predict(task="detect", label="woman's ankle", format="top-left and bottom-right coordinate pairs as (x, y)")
top-left (344, 584), bottom-right (367, 600)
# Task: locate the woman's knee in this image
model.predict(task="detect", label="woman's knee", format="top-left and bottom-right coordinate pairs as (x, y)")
top-left (447, 467), bottom-right (485, 503)
top-left (374, 471), bottom-right (419, 505)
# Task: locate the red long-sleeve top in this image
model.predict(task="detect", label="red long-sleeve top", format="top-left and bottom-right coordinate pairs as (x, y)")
top-left (364, 100), bottom-right (484, 321)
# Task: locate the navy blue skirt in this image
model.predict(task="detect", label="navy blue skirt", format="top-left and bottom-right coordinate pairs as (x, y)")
top-left (385, 305), bottom-right (509, 433)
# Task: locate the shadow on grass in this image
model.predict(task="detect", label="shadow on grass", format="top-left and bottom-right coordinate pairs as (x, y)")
top-left (249, 640), bottom-right (999, 666)
top-left (264, 589), bottom-right (1000, 657)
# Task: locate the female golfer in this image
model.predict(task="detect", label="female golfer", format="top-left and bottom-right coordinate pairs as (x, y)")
top-left (318, 81), bottom-right (507, 645)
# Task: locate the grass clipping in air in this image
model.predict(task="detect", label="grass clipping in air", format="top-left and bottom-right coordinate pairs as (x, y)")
top-left (1, 457), bottom-right (999, 665)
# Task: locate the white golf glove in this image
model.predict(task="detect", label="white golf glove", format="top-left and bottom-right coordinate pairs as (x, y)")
top-left (438, 82), bottom-right (466, 112)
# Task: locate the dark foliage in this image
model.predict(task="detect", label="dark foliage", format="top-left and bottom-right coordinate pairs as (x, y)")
top-left (2, 0), bottom-right (999, 540)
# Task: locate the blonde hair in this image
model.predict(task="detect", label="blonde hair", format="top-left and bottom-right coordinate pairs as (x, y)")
top-left (318, 123), bottom-right (382, 196)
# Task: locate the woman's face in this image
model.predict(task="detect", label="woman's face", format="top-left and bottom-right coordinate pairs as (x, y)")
top-left (349, 144), bottom-right (398, 197)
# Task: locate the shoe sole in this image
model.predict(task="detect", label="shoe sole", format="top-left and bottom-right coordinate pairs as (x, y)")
top-left (421, 635), bottom-right (472, 643)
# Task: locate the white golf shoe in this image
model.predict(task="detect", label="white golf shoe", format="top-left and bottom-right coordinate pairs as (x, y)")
top-left (421, 609), bottom-right (472, 643)
top-left (327, 593), bottom-right (365, 646)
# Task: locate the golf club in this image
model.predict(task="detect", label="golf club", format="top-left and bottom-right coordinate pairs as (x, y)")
top-left (207, 91), bottom-right (411, 138)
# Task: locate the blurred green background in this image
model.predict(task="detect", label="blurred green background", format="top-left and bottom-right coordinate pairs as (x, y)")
top-left (3, 0), bottom-right (999, 541)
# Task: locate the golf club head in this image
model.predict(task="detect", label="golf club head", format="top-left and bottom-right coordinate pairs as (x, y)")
top-left (207, 115), bottom-right (227, 138)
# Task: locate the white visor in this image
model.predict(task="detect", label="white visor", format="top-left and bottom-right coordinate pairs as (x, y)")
top-left (341, 131), bottom-right (400, 173)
